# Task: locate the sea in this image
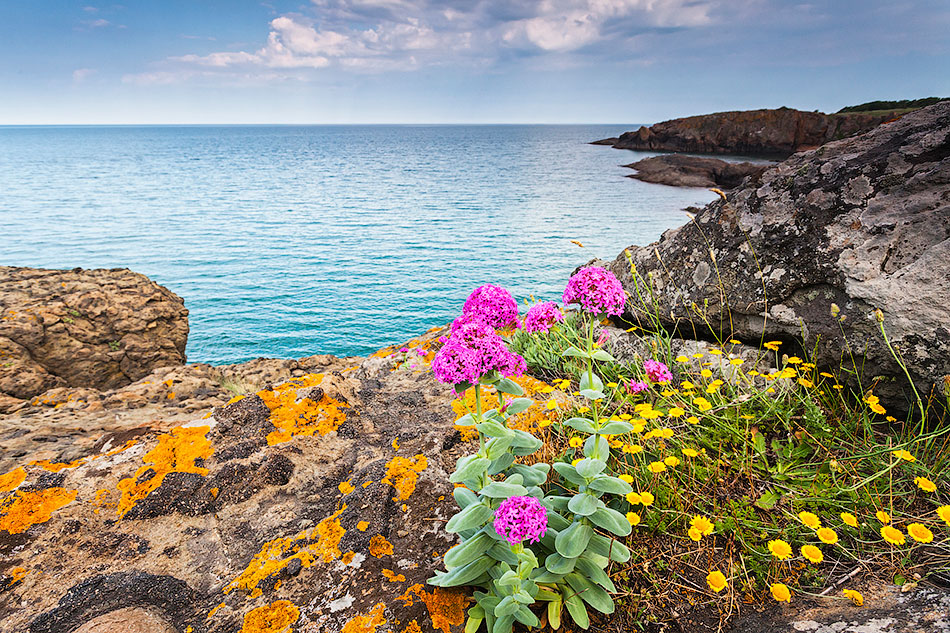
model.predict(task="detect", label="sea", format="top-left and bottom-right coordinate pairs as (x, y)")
top-left (0, 125), bottom-right (716, 364)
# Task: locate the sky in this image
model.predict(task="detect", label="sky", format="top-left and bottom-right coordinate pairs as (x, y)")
top-left (1, 1), bottom-right (948, 124)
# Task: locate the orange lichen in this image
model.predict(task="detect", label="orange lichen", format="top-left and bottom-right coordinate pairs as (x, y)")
top-left (382, 569), bottom-right (406, 583)
top-left (341, 551), bottom-right (356, 565)
top-left (207, 602), bottom-right (226, 619)
top-left (92, 489), bottom-right (116, 515)
top-left (0, 467), bottom-right (26, 492)
top-left (115, 425), bottom-right (213, 517)
top-left (0, 488), bottom-right (78, 534)
top-left (7, 567), bottom-right (28, 586)
top-left (416, 587), bottom-right (467, 633)
top-left (313, 506), bottom-right (346, 563)
top-left (339, 480), bottom-right (355, 495)
top-left (259, 374), bottom-right (350, 445)
top-left (241, 600), bottom-right (300, 633)
top-left (357, 521), bottom-right (370, 532)
top-left (396, 584), bottom-right (424, 607)
top-left (211, 487), bottom-right (219, 499)
top-left (382, 455), bottom-right (428, 501)
top-left (341, 603), bottom-right (386, 633)
top-left (29, 457), bottom-right (88, 472)
top-left (401, 621), bottom-right (423, 633)
top-left (369, 534), bottom-right (394, 558)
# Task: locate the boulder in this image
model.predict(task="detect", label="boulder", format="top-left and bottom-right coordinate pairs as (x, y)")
top-left (0, 334), bottom-right (472, 633)
top-left (0, 267), bottom-right (189, 401)
top-left (599, 101), bottom-right (950, 409)
top-left (622, 154), bottom-right (770, 188)
top-left (603, 107), bottom-right (904, 157)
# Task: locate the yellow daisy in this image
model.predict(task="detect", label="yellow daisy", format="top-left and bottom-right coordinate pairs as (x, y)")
top-left (907, 523), bottom-right (933, 543)
top-left (640, 491), bottom-right (655, 506)
top-left (817, 527), bottom-right (839, 545)
top-left (881, 525), bottom-right (905, 545)
top-left (937, 505), bottom-right (950, 527)
top-left (770, 583), bottom-right (792, 602)
top-left (688, 526), bottom-right (703, 541)
top-left (800, 544), bottom-right (824, 564)
top-left (876, 510), bottom-right (890, 524)
top-left (664, 456), bottom-right (681, 467)
top-left (706, 571), bottom-right (727, 592)
top-left (626, 512), bottom-right (641, 526)
top-left (843, 589), bottom-right (864, 606)
top-left (840, 512), bottom-right (859, 528)
top-left (798, 511), bottom-right (821, 529)
top-left (892, 449), bottom-right (915, 462)
top-left (767, 539), bottom-right (793, 560)
top-left (648, 461), bottom-right (666, 473)
top-left (690, 516), bottom-right (715, 537)
top-left (914, 476), bottom-right (937, 493)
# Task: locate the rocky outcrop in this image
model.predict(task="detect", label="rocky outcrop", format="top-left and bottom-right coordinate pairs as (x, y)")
top-left (596, 107), bottom-right (905, 157)
top-left (0, 330), bottom-right (479, 633)
top-left (599, 101), bottom-right (950, 408)
top-left (0, 267), bottom-right (188, 402)
top-left (622, 154), bottom-right (769, 188)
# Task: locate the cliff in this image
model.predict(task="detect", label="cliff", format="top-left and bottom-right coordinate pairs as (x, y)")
top-left (597, 107), bottom-right (905, 157)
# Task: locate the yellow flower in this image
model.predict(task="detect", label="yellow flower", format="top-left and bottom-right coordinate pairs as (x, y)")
top-left (729, 358), bottom-right (744, 366)
top-left (540, 385), bottom-right (556, 394)
top-left (571, 458), bottom-right (583, 467)
top-left (626, 492), bottom-right (642, 505)
top-left (682, 448), bottom-right (699, 458)
top-left (640, 491), bottom-right (654, 506)
top-left (787, 356), bottom-right (802, 365)
top-left (767, 539), bottom-right (793, 560)
top-left (668, 406), bottom-right (685, 417)
top-left (648, 461), bottom-right (666, 473)
top-left (545, 399), bottom-right (558, 410)
top-left (914, 476), bottom-right (937, 493)
top-left (798, 378), bottom-right (814, 388)
top-left (692, 352), bottom-right (704, 359)
top-left (705, 383), bottom-right (721, 394)
top-left (798, 511), bottom-right (821, 529)
top-left (664, 456), bottom-right (681, 467)
top-left (687, 416), bottom-right (700, 425)
top-left (764, 341), bottom-right (782, 351)
top-left (841, 512), bottom-right (859, 528)
top-left (708, 349), bottom-right (723, 356)
top-left (569, 437), bottom-right (583, 448)
top-left (606, 382), bottom-right (618, 388)
top-left (700, 369), bottom-right (713, 378)
top-left (693, 397), bottom-right (712, 412)
top-left (633, 423), bottom-right (645, 433)
top-left (619, 474), bottom-right (634, 484)
top-left (817, 527), bottom-right (838, 545)
top-left (691, 516), bottom-right (715, 536)
top-left (770, 583), bottom-right (792, 603)
top-left (728, 339), bottom-right (740, 345)
top-left (675, 355), bottom-right (690, 363)
top-left (706, 570), bottom-right (727, 593)
top-left (626, 512), bottom-right (641, 526)
top-left (907, 522), bottom-right (933, 543)
top-left (659, 428), bottom-right (675, 439)
top-left (843, 589), bottom-right (864, 606)
top-left (642, 408), bottom-right (663, 420)
top-left (937, 505), bottom-right (950, 526)
top-left (880, 525), bottom-right (905, 545)
top-left (869, 402), bottom-right (886, 415)
top-left (876, 510), bottom-right (890, 524)
top-left (623, 443), bottom-right (643, 454)
top-left (688, 526), bottom-right (703, 541)
top-left (800, 544), bottom-right (824, 564)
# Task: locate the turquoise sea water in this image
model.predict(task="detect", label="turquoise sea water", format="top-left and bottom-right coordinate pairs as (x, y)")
top-left (0, 125), bottom-right (714, 364)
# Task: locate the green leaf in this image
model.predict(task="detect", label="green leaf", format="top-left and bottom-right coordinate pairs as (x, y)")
top-left (579, 372), bottom-right (604, 393)
top-left (512, 606), bottom-right (539, 628)
top-left (755, 489), bottom-right (782, 510)
top-left (508, 464), bottom-right (547, 487)
top-left (565, 573), bottom-right (615, 614)
top-left (575, 557), bottom-right (617, 592)
top-left (453, 487), bottom-right (479, 509)
top-left (493, 615), bottom-right (514, 633)
top-left (446, 503), bottom-right (494, 533)
top-left (588, 507), bottom-right (632, 537)
top-left (564, 417), bottom-right (598, 434)
top-left (587, 475), bottom-right (632, 495)
top-left (552, 462), bottom-right (586, 486)
top-left (542, 495), bottom-right (571, 513)
top-left (479, 481), bottom-right (529, 498)
top-left (575, 458), bottom-right (606, 478)
top-left (464, 614), bottom-right (484, 633)
top-left (477, 420), bottom-right (513, 438)
top-left (583, 435), bottom-right (610, 461)
top-left (487, 453), bottom-right (515, 475)
top-left (561, 345), bottom-right (589, 359)
top-left (544, 508), bottom-right (572, 530)
top-left (555, 522), bottom-right (593, 558)
top-left (488, 543), bottom-right (520, 565)
top-left (495, 378), bottom-right (525, 396)
top-left (597, 421), bottom-right (633, 435)
top-left (547, 597), bottom-right (562, 630)
top-left (455, 413), bottom-right (474, 426)
top-left (578, 389), bottom-right (606, 400)
top-left (429, 555), bottom-right (495, 587)
top-left (568, 493), bottom-right (600, 516)
top-left (753, 432), bottom-right (766, 456)
top-left (444, 531), bottom-right (495, 568)
top-left (544, 552), bottom-right (578, 574)
top-left (485, 437), bottom-right (513, 460)
top-left (494, 596), bottom-right (519, 617)
top-left (587, 534), bottom-right (631, 563)
top-left (504, 398), bottom-right (533, 415)
top-left (562, 586), bottom-right (590, 629)
top-left (532, 569), bottom-right (566, 584)
top-left (450, 456), bottom-right (491, 484)
top-left (509, 430), bottom-right (542, 455)
top-left (590, 349), bottom-right (615, 362)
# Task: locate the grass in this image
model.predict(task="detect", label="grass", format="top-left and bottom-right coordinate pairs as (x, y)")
top-left (504, 274), bottom-right (950, 630)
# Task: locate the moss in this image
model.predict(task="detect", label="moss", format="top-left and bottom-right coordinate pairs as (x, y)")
top-left (115, 425), bottom-right (213, 517)
top-left (0, 487), bottom-right (77, 534)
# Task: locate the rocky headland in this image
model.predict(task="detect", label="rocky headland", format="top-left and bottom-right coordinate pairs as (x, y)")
top-left (594, 106), bottom-right (906, 157)
top-left (621, 154), bottom-right (769, 189)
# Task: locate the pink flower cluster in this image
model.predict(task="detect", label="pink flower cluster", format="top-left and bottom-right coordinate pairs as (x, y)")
top-left (432, 320), bottom-right (526, 387)
top-left (493, 495), bottom-right (548, 545)
top-left (562, 266), bottom-right (625, 316)
top-left (644, 359), bottom-right (673, 383)
top-left (523, 301), bottom-right (563, 334)
top-left (627, 380), bottom-right (649, 394)
top-left (462, 284), bottom-right (519, 329)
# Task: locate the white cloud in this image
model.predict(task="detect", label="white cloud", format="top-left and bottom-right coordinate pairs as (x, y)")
top-left (72, 68), bottom-right (97, 83)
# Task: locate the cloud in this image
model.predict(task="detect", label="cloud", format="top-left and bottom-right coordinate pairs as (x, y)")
top-left (72, 68), bottom-right (97, 83)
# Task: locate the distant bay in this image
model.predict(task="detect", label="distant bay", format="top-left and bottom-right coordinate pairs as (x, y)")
top-left (0, 125), bottom-right (714, 364)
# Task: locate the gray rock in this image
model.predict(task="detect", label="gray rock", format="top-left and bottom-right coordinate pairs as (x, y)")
top-left (599, 102), bottom-right (950, 411)
top-left (623, 154), bottom-right (770, 189)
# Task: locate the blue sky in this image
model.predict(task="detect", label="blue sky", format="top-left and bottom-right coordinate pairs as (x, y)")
top-left (1, 1), bottom-right (947, 124)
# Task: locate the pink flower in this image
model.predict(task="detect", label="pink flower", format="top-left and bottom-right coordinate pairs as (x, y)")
top-left (462, 284), bottom-right (519, 329)
top-left (523, 301), bottom-right (563, 334)
top-left (627, 380), bottom-right (649, 394)
top-left (493, 496), bottom-right (548, 545)
top-left (644, 359), bottom-right (672, 383)
top-left (432, 320), bottom-right (527, 388)
top-left (562, 266), bottom-right (625, 316)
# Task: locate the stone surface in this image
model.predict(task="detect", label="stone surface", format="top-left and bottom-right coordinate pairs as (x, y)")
top-left (598, 101), bottom-right (950, 409)
top-left (598, 107), bottom-right (906, 157)
top-left (0, 267), bottom-right (189, 402)
top-left (622, 154), bottom-right (770, 189)
top-left (0, 330), bottom-right (472, 633)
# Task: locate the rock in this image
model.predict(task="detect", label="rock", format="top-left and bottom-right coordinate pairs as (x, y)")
top-left (599, 101), bottom-right (950, 409)
top-left (0, 330), bottom-right (472, 633)
top-left (0, 267), bottom-right (189, 400)
top-left (589, 137), bottom-right (619, 145)
top-left (622, 154), bottom-right (770, 188)
top-left (602, 107), bottom-right (907, 157)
